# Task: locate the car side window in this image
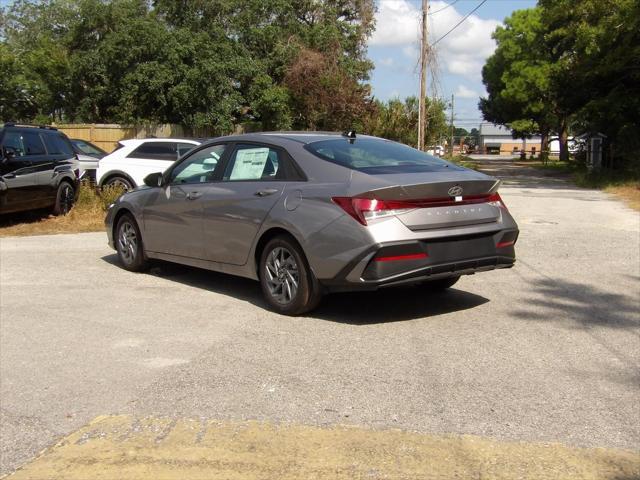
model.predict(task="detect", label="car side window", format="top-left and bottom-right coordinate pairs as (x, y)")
top-left (23, 131), bottom-right (47, 156)
top-left (223, 145), bottom-right (285, 182)
top-left (3, 131), bottom-right (46, 157)
top-left (2, 131), bottom-right (26, 157)
top-left (170, 144), bottom-right (227, 185)
top-left (127, 142), bottom-right (178, 161)
top-left (42, 132), bottom-right (73, 156)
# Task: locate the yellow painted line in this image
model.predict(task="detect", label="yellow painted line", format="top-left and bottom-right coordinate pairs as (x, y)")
top-left (6, 415), bottom-right (639, 479)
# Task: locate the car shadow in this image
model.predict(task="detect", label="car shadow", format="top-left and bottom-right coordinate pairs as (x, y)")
top-left (101, 255), bottom-right (490, 324)
top-left (311, 288), bottom-right (489, 324)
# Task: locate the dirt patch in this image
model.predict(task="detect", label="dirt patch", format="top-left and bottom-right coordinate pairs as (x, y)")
top-left (8, 415), bottom-right (639, 480)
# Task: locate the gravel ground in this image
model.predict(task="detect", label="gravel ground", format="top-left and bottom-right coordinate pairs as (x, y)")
top-left (1, 161), bottom-right (638, 476)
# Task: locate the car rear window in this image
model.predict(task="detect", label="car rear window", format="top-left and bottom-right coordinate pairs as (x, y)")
top-left (72, 139), bottom-right (105, 156)
top-left (304, 138), bottom-right (460, 174)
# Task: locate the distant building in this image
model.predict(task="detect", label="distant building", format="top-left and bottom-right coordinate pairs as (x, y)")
top-left (479, 123), bottom-right (541, 156)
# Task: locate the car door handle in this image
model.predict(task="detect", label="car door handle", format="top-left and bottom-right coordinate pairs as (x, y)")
top-left (186, 191), bottom-right (202, 200)
top-left (254, 188), bottom-right (279, 197)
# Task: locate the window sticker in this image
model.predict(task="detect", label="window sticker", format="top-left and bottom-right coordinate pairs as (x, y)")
top-left (229, 147), bottom-right (270, 180)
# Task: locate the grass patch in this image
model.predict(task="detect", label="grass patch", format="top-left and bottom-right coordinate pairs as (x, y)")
top-left (0, 183), bottom-right (124, 237)
top-left (531, 161), bottom-right (639, 210)
top-left (531, 160), bottom-right (576, 174)
top-left (573, 169), bottom-right (640, 210)
top-left (443, 154), bottom-right (479, 171)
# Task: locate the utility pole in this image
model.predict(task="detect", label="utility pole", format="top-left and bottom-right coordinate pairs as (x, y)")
top-left (417, 0), bottom-right (428, 151)
top-left (449, 93), bottom-right (454, 156)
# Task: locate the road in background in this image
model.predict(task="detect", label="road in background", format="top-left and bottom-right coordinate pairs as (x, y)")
top-left (1, 161), bottom-right (638, 476)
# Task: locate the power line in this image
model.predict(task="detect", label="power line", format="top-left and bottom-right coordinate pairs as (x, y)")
top-left (431, 0), bottom-right (487, 47)
top-left (428, 0), bottom-right (459, 15)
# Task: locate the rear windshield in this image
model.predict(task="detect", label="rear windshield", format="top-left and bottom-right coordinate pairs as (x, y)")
top-left (304, 138), bottom-right (461, 174)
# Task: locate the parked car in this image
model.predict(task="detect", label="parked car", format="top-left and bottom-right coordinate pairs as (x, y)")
top-left (70, 139), bottom-right (107, 182)
top-left (105, 132), bottom-right (519, 315)
top-left (426, 145), bottom-right (445, 157)
top-left (0, 123), bottom-right (80, 215)
top-left (96, 138), bottom-right (201, 190)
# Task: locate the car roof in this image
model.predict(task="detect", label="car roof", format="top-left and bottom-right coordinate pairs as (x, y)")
top-left (206, 131), bottom-right (378, 146)
top-left (118, 138), bottom-right (202, 146)
top-left (0, 123), bottom-right (60, 132)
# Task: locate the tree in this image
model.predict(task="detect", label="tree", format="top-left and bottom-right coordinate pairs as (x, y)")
top-left (465, 127), bottom-right (479, 149)
top-left (284, 47), bottom-right (373, 131)
top-left (479, 8), bottom-right (562, 159)
top-left (153, 0), bottom-right (376, 130)
top-left (363, 96), bottom-right (447, 148)
top-left (0, 43), bottom-right (38, 120)
top-left (539, 0), bottom-right (640, 169)
top-left (481, 1), bottom-right (639, 167)
top-left (1, 0), bottom-right (377, 133)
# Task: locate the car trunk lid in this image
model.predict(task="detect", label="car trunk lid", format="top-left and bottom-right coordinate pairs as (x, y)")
top-left (341, 170), bottom-right (504, 230)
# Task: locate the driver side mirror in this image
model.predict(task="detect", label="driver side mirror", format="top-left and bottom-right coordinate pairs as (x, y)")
top-left (143, 171), bottom-right (164, 188)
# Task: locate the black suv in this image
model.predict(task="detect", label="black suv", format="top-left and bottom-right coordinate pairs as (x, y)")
top-left (0, 123), bottom-right (80, 215)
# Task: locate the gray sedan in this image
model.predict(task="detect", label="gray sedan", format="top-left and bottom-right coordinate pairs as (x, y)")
top-left (105, 132), bottom-right (518, 315)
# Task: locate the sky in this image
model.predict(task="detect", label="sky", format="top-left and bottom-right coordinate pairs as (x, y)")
top-left (1, 0), bottom-right (537, 129)
top-left (368, 0), bottom-right (537, 130)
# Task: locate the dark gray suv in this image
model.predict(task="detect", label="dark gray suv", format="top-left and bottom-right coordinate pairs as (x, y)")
top-left (0, 123), bottom-right (80, 215)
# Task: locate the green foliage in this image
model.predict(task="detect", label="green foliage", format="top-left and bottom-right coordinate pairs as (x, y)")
top-left (481, 0), bottom-right (639, 169)
top-left (363, 96), bottom-right (448, 148)
top-left (0, 0), bottom-right (376, 134)
top-left (0, 42), bottom-right (37, 120)
top-left (480, 8), bottom-right (557, 141)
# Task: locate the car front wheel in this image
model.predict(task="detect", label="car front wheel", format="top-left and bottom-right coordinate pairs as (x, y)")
top-left (259, 235), bottom-right (322, 315)
top-left (52, 181), bottom-right (75, 216)
top-left (115, 214), bottom-right (148, 272)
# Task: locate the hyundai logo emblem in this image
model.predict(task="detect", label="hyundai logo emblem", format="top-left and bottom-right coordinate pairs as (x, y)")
top-left (448, 185), bottom-right (463, 197)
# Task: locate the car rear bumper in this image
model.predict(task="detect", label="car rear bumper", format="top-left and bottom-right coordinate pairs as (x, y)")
top-left (320, 229), bottom-right (517, 292)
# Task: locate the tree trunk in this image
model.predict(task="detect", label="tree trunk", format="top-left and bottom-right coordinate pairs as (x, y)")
top-left (540, 129), bottom-right (549, 165)
top-left (559, 118), bottom-right (569, 162)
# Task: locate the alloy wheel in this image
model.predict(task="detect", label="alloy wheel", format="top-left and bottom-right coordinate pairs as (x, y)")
top-left (107, 178), bottom-right (131, 191)
top-left (118, 221), bottom-right (138, 264)
top-left (264, 246), bottom-right (299, 304)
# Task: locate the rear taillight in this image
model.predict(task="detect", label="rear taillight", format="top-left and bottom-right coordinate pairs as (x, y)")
top-left (332, 197), bottom-right (413, 226)
top-left (333, 192), bottom-right (508, 226)
top-left (487, 192), bottom-right (507, 210)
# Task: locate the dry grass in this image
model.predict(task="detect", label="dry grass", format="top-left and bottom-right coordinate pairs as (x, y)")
top-left (0, 183), bottom-right (124, 237)
top-left (605, 183), bottom-right (640, 211)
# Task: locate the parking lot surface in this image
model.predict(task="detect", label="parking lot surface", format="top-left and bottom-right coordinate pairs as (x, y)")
top-left (1, 161), bottom-right (639, 477)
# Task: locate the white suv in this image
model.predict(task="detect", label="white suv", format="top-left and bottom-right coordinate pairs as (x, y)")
top-left (97, 138), bottom-right (201, 190)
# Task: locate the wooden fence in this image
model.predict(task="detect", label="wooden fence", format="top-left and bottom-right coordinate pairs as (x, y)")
top-left (55, 124), bottom-right (202, 153)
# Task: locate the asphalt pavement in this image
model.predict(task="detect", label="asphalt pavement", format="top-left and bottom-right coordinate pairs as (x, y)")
top-left (1, 159), bottom-right (638, 477)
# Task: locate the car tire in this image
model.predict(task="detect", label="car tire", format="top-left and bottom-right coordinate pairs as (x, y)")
top-left (104, 176), bottom-right (133, 191)
top-left (423, 276), bottom-right (460, 290)
top-left (259, 235), bottom-right (322, 315)
top-left (115, 213), bottom-right (149, 272)
top-left (52, 181), bottom-right (76, 216)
